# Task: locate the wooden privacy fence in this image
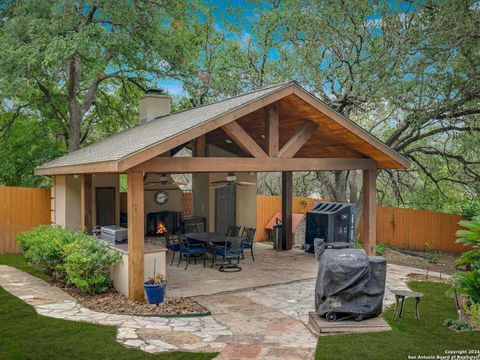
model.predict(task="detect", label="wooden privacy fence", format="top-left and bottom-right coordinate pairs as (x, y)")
top-left (376, 206), bottom-right (465, 253)
top-left (0, 187), bottom-right (467, 254)
top-left (0, 186), bottom-right (51, 253)
top-left (256, 195), bottom-right (467, 253)
top-left (256, 195), bottom-right (321, 242)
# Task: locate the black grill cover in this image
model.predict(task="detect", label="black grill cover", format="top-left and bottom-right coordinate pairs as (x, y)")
top-left (314, 239), bottom-right (386, 318)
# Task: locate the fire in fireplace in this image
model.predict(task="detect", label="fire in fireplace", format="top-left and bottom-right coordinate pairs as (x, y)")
top-left (156, 222), bottom-right (168, 235)
top-left (146, 211), bottom-right (181, 236)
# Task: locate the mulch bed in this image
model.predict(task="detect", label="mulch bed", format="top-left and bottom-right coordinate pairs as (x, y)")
top-left (458, 295), bottom-right (480, 330)
top-left (49, 279), bottom-right (207, 316)
top-left (407, 272), bottom-right (451, 284)
top-left (383, 248), bottom-right (458, 275)
top-left (66, 288), bottom-right (208, 316)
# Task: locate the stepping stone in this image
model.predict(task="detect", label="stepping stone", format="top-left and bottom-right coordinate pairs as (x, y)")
top-left (308, 312), bottom-right (391, 334)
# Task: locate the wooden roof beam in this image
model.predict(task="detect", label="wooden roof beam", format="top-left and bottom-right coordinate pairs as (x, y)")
top-left (264, 103), bottom-right (279, 157)
top-left (222, 121), bottom-right (268, 158)
top-left (279, 121), bottom-right (319, 158)
top-left (132, 156), bottom-right (376, 173)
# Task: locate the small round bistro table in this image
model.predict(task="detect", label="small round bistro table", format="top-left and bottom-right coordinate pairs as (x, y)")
top-left (392, 289), bottom-right (424, 323)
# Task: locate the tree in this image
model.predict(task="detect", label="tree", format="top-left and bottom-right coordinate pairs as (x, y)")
top-left (0, 0), bottom-right (201, 152)
top-left (239, 0), bottom-right (480, 211)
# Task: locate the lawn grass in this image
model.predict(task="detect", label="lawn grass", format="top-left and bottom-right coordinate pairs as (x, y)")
top-left (0, 253), bottom-right (48, 280)
top-left (316, 281), bottom-right (480, 360)
top-left (0, 254), bottom-right (217, 359)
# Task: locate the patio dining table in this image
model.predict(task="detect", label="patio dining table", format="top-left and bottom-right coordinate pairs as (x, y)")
top-left (184, 232), bottom-right (240, 244)
top-left (184, 232), bottom-right (244, 257)
top-left (185, 232), bottom-right (244, 272)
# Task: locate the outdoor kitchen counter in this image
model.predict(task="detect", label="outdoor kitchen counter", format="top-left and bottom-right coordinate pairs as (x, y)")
top-left (108, 241), bottom-right (167, 298)
top-left (108, 242), bottom-right (167, 255)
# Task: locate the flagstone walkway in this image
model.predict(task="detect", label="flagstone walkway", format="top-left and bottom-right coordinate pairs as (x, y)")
top-left (0, 263), bottom-right (449, 359)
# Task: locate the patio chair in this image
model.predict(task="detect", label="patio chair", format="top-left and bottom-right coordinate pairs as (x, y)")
top-left (212, 236), bottom-right (243, 272)
top-left (185, 223), bottom-right (199, 233)
top-left (241, 227), bottom-right (256, 261)
top-left (165, 233), bottom-right (181, 266)
top-left (226, 225), bottom-right (241, 237)
top-left (177, 234), bottom-right (207, 270)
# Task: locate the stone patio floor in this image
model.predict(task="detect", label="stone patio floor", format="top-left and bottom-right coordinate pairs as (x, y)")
top-left (0, 247), bottom-right (450, 360)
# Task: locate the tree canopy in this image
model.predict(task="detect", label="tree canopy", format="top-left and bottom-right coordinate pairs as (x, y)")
top-left (1, 0), bottom-right (479, 214)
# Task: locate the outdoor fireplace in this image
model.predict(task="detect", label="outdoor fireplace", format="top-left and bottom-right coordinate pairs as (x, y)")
top-left (146, 211), bottom-right (181, 236)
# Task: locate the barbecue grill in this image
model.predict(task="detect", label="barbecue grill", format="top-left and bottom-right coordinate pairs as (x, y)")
top-left (314, 239), bottom-right (386, 322)
top-left (305, 202), bottom-right (356, 253)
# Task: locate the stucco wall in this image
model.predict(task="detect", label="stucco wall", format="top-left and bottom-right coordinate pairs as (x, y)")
top-left (190, 144), bottom-right (257, 235)
top-left (144, 189), bottom-right (183, 216)
top-left (192, 173), bottom-right (210, 229)
top-left (207, 172), bottom-right (257, 234)
top-left (110, 249), bottom-right (166, 298)
top-left (53, 175), bottom-right (81, 230)
top-left (53, 174), bottom-right (120, 230)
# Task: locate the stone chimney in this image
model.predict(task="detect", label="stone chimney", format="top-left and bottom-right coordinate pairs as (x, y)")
top-left (139, 89), bottom-right (171, 123)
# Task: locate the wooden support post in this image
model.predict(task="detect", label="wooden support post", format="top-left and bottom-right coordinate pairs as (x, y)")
top-left (127, 171), bottom-right (145, 301)
top-left (281, 171), bottom-right (293, 250)
top-left (362, 169), bottom-right (377, 255)
top-left (194, 135), bottom-right (206, 157)
top-left (265, 104), bottom-right (279, 157)
top-left (80, 174), bottom-right (93, 234)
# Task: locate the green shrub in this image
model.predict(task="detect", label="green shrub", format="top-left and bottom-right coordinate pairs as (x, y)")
top-left (453, 215), bottom-right (480, 304)
top-left (425, 242), bottom-right (440, 264)
top-left (376, 243), bottom-right (387, 256)
top-left (443, 318), bottom-right (471, 331)
top-left (460, 198), bottom-right (480, 219)
top-left (16, 225), bottom-right (121, 294)
top-left (464, 300), bottom-right (480, 326)
top-left (63, 238), bottom-right (121, 294)
top-left (454, 262), bottom-right (480, 303)
top-left (15, 226), bottom-right (78, 279)
top-left (455, 215), bottom-right (480, 268)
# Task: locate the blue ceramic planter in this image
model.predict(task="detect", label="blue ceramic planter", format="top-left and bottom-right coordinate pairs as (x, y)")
top-left (144, 281), bottom-right (167, 305)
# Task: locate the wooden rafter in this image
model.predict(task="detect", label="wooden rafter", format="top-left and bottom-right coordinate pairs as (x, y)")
top-left (115, 86), bottom-right (293, 170)
top-left (193, 135), bottom-right (206, 157)
top-left (222, 121), bottom-right (268, 158)
top-left (132, 156), bottom-right (376, 173)
top-left (278, 121), bottom-right (319, 158)
top-left (264, 103), bottom-right (279, 157)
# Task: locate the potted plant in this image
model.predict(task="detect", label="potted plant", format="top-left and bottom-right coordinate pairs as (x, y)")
top-left (144, 273), bottom-right (168, 305)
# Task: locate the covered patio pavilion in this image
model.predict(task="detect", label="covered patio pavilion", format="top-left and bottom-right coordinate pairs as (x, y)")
top-left (36, 81), bottom-right (409, 301)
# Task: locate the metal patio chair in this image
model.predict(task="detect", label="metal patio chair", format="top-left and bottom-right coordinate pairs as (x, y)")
top-left (212, 236), bottom-right (243, 272)
top-left (165, 233), bottom-right (181, 266)
top-left (177, 233), bottom-right (207, 270)
top-left (185, 223), bottom-right (199, 233)
top-left (226, 225), bottom-right (241, 237)
top-left (241, 227), bottom-right (256, 261)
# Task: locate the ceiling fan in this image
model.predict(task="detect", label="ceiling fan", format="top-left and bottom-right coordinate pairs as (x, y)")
top-left (209, 172), bottom-right (256, 189)
top-left (144, 173), bottom-right (187, 187)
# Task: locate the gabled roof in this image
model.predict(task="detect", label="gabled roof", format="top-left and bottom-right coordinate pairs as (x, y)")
top-left (35, 81), bottom-right (409, 175)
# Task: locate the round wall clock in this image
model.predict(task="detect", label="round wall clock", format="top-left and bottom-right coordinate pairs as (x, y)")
top-left (154, 191), bottom-right (169, 205)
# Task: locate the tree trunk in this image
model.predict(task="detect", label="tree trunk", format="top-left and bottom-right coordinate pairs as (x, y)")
top-left (68, 111), bottom-right (82, 152)
top-left (67, 52), bottom-right (82, 152)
